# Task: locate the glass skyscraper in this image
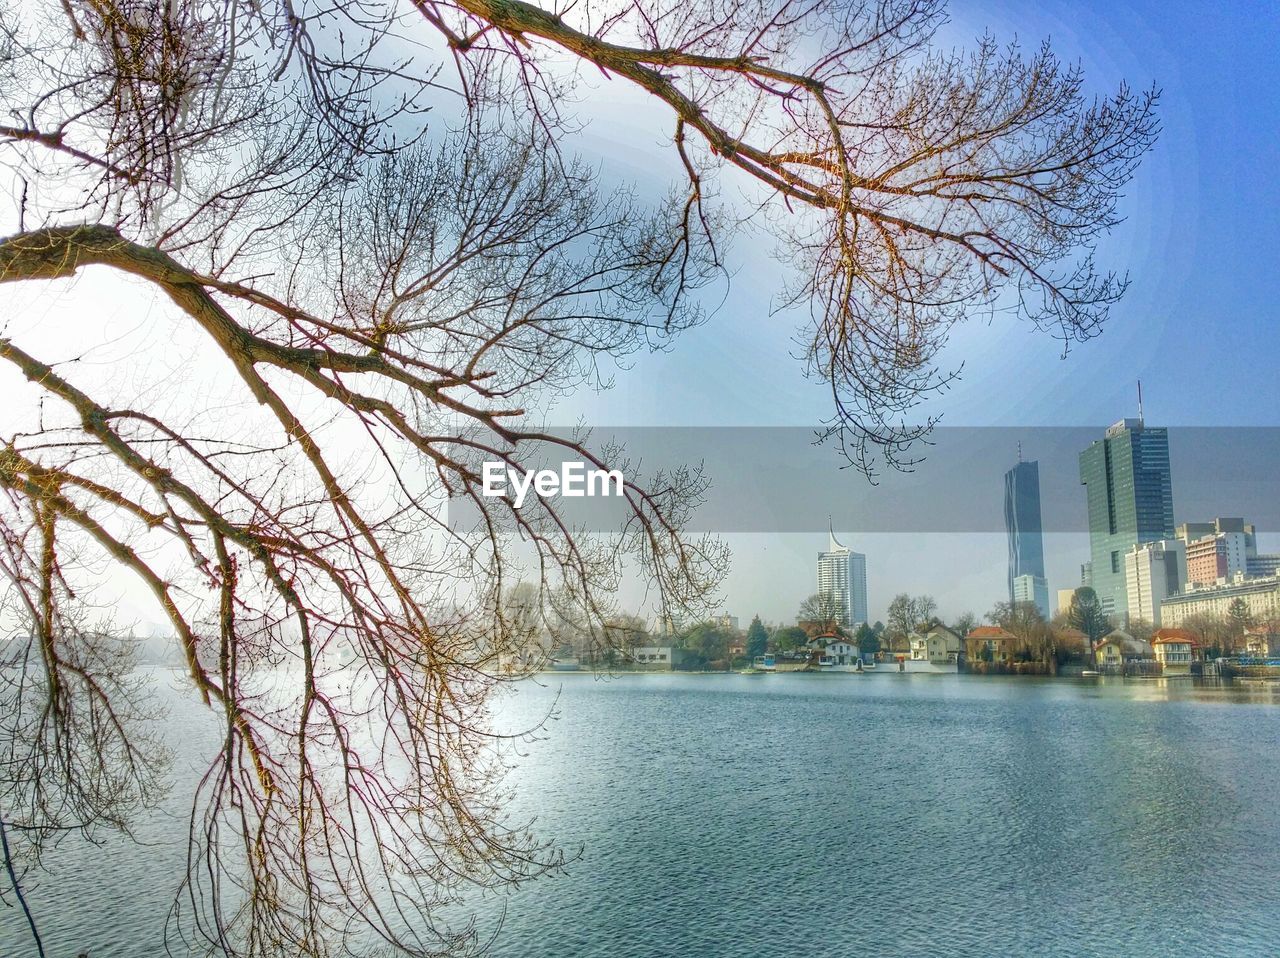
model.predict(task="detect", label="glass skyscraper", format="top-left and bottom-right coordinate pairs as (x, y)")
top-left (1079, 419), bottom-right (1175, 618)
top-left (1004, 460), bottom-right (1047, 617)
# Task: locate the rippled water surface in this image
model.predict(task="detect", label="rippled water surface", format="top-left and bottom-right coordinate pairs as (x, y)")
top-left (6, 672), bottom-right (1280, 957)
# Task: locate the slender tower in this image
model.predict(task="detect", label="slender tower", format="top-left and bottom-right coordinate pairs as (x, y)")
top-left (816, 523), bottom-right (868, 627)
top-left (1004, 457), bottom-right (1048, 618)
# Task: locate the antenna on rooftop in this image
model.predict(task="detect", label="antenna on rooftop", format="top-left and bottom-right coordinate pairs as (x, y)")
top-left (1017, 441), bottom-right (1023, 463)
top-left (1137, 380), bottom-right (1144, 423)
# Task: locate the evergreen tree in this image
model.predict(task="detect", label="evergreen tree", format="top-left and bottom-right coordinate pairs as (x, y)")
top-left (746, 616), bottom-right (768, 659)
top-left (1227, 598), bottom-right (1254, 645)
top-left (1068, 587), bottom-right (1110, 643)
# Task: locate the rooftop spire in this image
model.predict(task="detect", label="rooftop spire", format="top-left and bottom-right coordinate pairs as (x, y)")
top-left (828, 517), bottom-right (846, 552)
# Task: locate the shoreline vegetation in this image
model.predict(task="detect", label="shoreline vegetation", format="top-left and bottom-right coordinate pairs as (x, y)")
top-left (527, 664), bottom-right (1254, 678)
top-left (530, 589), bottom-right (1280, 687)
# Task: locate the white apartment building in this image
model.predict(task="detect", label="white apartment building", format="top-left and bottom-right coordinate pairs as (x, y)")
top-left (817, 528), bottom-right (868, 627)
top-left (1124, 539), bottom-right (1185, 627)
top-left (1160, 574), bottom-right (1280, 628)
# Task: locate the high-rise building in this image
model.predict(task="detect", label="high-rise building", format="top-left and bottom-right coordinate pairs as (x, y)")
top-left (1249, 555), bottom-right (1280, 578)
top-left (1184, 533), bottom-right (1250, 586)
top-left (1004, 459), bottom-right (1046, 606)
top-left (1012, 574), bottom-right (1050, 620)
top-left (1079, 418), bottom-right (1175, 618)
top-left (1124, 539), bottom-right (1185, 627)
top-left (1173, 518), bottom-right (1280, 582)
top-left (710, 613), bottom-right (740, 632)
top-left (817, 528), bottom-right (868, 627)
top-left (1176, 518), bottom-right (1254, 586)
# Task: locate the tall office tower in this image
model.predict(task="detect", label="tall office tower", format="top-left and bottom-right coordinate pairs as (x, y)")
top-left (1012, 573), bottom-right (1051, 621)
top-left (817, 528), bottom-right (868, 627)
top-left (1124, 539), bottom-right (1186, 627)
top-left (1005, 459), bottom-right (1047, 606)
top-left (1079, 418), bottom-right (1175, 618)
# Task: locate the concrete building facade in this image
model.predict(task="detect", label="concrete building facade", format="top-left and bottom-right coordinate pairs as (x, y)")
top-left (1160, 575), bottom-right (1280, 628)
top-left (1124, 539), bottom-right (1185, 627)
top-left (817, 528), bottom-right (868, 627)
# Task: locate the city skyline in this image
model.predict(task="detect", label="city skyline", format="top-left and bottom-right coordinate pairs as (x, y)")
top-left (714, 419), bottom-right (1280, 632)
top-left (550, 0), bottom-right (1280, 629)
top-left (6, 0), bottom-right (1275, 641)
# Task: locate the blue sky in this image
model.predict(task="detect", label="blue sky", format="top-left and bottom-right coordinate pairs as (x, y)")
top-left (7, 0), bottom-right (1272, 633)
top-left (572, 0), bottom-right (1280, 430)
top-left (560, 0), bottom-right (1280, 625)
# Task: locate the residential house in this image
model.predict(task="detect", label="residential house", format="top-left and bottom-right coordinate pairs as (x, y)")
top-left (965, 626), bottom-right (1015, 664)
top-left (825, 637), bottom-right (860, 666)
top-left (910, 625), bottom-right (963, 664)
top-left (1151, 628), bottom-right (1198, 675)
top-left (805, 633), bottom-right (835, 653)
top-left (1244, 624), bottom-right (1280, 658)
top-left (1052, 627), bottom-right (1090, 659)
top-left (1094, 629), bottom-right (1154, 673)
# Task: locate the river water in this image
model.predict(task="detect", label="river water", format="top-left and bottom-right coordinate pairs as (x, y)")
top-left (5, 671), bottom-right (1280, 957)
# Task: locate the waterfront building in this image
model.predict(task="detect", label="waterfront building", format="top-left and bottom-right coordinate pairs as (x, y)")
top-left (1094, 629), bottom-right (1153, 672)
top-left (1244, 625), bottom-right (1280, 657)
top-left (1160, 574), bottom-right (1280, 628)
top-left (817, 528), bottom-right (868, 627)
top-left (825, 637), bottom-right (860, 666)
top-left (1079, 418), bottom-right (1175, 618)
top-left (625, 646), bottom-right (675, 668)
top-left (965, 626), bottom-right (1015, 664)
top-left (1012, 573), bottom-right (1050, 621)
top-left (1123, 539), bottom-right (1185, 627)
top-left (1005, 459), bottom-right (1047, 605)
top-left (1151, 629), bottom-right (1198, 675)
top-left (1053, 627), bottom-right (1091, 658)
top-left (909, 625), bottom-right (963, 665)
